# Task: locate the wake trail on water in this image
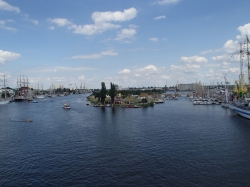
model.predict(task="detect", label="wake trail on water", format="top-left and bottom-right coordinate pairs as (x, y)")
top-left (10, 118), bottom-right (33, 123)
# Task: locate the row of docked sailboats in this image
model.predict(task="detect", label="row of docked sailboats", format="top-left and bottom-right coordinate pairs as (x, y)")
top-left (228, 35), bottom-right (250, 119)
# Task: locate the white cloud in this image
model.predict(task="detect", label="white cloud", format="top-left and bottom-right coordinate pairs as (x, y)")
top-left (222, 61), bottom-right (231, 67)
top-left (52, 77), bottom-right (67, 82)
top-left (229, 68), bottom-right (240, 74)
top-left (236, 23), bottom-right (250, 40)
top-left (72, 54), bottom-right (102, 59)
top-left (49, 26), bottom-right (55, 30)
top-left (28, 66), bottom-right (98, 73)
top-left (101, 50), bottom-right (118, 56)
top-left (170, 65), bottom-right (185, 71)
top-left (153, 0), bottom-right (180, 5)
top-left (137, 65), bottom-right (158, 72)
top-left (48, 18), bottom-right (72, 27)
top-left (31, 20), bottom-right (39, 25)
top-left (200, 49), bottom-right (213, 55)
top-left (154, 15), bottom-right (166, 20)
top-left (115, 28), bottom-right (137, 41)
top-left (223, 40), bottom-right (239, 54)
top-left (161, 75), bottom-right (170, 79)
top-left (0, 0), bottom-right (20, 13)
top-left (0, 20), bottom-right (16, 31)
top-left (210, 55), bottom-right (234, 62)
top-left (92, 7), bottom-right (137, 23)
top-left (0, 50), bottom-right (21, 65)
top-left (149, 38), bottom-right (158, 42)
top-left (70, 22), bottom-right (120, 35)
top-left (71, 50), bottom-right (117, 60)
top-left (49, 7), bottom-right (138, 36)
top-left (180, 55), bottom-right (207, 64)
top-left (79, 75), bottom-right (85, 80)
top-left (119, 69), bottom-right (130, 74)
top-left (107, 65), bottom-right (171, 87)
top-left (170, 63), bottom-right (200, 74)
top-left (186, 64), bottom-right (200, 70)
top-left (211, 55), bottom-right (224, 61)
top-left (21, 14), bottom-right (39, 25)
top-left (204, 63), bottom-right (220, 68)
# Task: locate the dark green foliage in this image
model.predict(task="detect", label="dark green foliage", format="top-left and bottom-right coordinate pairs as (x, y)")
top-left (141, 98), bottom-right (147, 103)
top-left (100, 82), bottom-right (106, 104)
top-left (109, 82), bottom-right (116, 104)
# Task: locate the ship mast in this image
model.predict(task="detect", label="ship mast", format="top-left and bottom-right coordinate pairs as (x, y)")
top-left (246, 35), bottom-right (250, 92)
top-left (240, 43), bottom-right (244, 95)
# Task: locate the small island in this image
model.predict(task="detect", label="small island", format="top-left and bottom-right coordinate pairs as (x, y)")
top-left (87, 82), bottom-right (178, 108)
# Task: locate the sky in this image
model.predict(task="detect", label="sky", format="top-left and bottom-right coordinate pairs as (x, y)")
top-left (0, 0), bottom-right (250, 90)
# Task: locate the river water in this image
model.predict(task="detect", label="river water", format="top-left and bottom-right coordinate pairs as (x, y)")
top-left (0, 94), bottom-right (249, 186)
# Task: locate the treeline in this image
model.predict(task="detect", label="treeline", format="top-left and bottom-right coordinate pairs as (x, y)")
top-left (92, 82), bottom-right (164, 104)
top-left (92, 82), bottom-right (116, 104)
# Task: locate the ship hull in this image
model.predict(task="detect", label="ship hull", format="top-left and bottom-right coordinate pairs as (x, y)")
top-left (229, 104), bottom-right (250, 119)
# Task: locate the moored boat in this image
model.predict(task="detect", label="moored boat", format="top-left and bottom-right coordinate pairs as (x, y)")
top-left (229, 101), bottom-right (250, 119)
top-left (0, 75), bottom-right (10, 105)
top-left (14, 75), bottom-right (30, 102)
top-left (36, 95), bottom-right (45, 99)
top-left (228, 35), bottom-right (250, 119)
top-left (0, 99), bottom-right (10, 105)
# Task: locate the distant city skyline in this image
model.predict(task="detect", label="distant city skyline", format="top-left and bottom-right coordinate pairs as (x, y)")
top-left (0, 0), bottom-right (250, 89)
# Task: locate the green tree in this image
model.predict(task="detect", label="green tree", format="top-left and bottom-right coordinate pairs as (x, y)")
top-left (109, 82), bottom-right (116, 105)
top-left (100, 82), bottom-right (106, 104)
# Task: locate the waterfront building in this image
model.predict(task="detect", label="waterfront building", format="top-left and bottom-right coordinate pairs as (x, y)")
top-left (178, 83), bottom-right (196, 91)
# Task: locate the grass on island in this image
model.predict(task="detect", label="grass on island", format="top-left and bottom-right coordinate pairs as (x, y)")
top-left (87, 95), bottom-right (155, 107)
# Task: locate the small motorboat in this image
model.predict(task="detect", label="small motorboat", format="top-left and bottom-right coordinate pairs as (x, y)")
top-left (63, 103), bottom-right (71, 109)
top-left (25, 118), bottom-right (33, 122)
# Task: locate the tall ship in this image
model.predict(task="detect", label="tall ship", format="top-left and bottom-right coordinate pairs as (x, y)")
top-left (48, 83), bottom-right (57, 97)
top-left (0, 75), bottom-right (10, 105)
top-left (14, 75), bottom-right (31, 102)
top-left (35, 83), bottom-right (46, 99)
top-left (229, 35), bottom-right (250, 119)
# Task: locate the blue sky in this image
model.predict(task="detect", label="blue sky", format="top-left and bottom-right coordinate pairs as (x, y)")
top-left (0, 0), bottom-right (250, 89)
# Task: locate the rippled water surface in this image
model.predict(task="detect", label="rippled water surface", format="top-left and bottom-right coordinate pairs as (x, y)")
top-left (0, 95), bottom-right (250, 186)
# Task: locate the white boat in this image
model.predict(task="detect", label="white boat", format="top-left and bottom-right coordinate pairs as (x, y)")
top-left (193, 98), bottom-right (212, 105)
top-left (229, 102), bottom-right (250, 119)
top-left (36, 95), bottom-right (45, 99)
top-left (63, 103), bottom-right (70, 109)
top-left (0, 99), bottom-right (10, 105)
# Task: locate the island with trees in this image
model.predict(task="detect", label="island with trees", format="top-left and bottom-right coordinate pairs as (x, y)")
top-left (87, 82), bottom-right (167, 108)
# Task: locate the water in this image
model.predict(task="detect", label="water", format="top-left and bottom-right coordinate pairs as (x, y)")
top-left (0, 95), bottom-right (250, 186)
